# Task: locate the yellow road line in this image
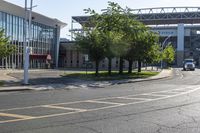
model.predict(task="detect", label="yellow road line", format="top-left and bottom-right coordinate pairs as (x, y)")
top-left (0, 85), bottom-right (198, 112)
top-left (33, 111), bottom-right (85, 119)
top-left (0, 118), bottom-right (31, 124)
top-left (0, 86), bottom-right (200, 124)
top-left (0, 105), bottom-right (42, 112)
top-left (0, 113), bottom-right (34, 119)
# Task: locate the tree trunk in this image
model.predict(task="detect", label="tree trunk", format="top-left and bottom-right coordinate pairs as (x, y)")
top-left (119, 57), bottom-right (123, 74)
top-left (145, 63), bottom-right (147, 70)
top-left (95, 61), bottom-right (99, 76)
top-left (128, 59), bottom-right (133, 74)
top-left (108, 58), bottom-right (112, 76)
top-left (138, 59), bottom-right (142, 73)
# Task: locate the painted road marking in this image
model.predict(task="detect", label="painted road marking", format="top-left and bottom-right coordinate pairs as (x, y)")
top-left (0, 85), bottom-right (192, 112)
top-left (127, 94), bottom-right (164, 99)
top-left (42, 105), bottom-right (87, 112)
top-left (86, 100), bottom-right (125, 105)
top-left (0, 118), bottom-right (33, 124)
top-left (171, 89), bottom-right (187, 93)
top-left (0, 85), bottom-right (200, 124)
top-left (94, 97), bottom-right (145, 104)
top-left (179, 70), bottom-right (184, 79)
top-left (0, 85), bottom-right (198, 113)
top-left (152, 92), bottom-right (179, 96)
top-left (0, 105), bottom-right (43, 112)
top-left (0, 113), bottom-right (34, 119)
top-left (116, 97), bottom-right (151, 101)
top-left (55, 101), bottom-right (118, 110)
top-left (0, 113), bottom-right (35, 124)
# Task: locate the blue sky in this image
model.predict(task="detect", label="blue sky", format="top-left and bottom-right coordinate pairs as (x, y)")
top-left (5, 0), bottom-right (200, 38)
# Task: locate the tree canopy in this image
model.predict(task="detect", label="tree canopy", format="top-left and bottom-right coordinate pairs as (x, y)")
top-left (75, 2), bottom-right (174, 75)
top-left (0, 29), bottom-right (15, 59)
top-left (162, 44), bottom-right (175, 66)
top-left (75, 28), bottom-right (107, 75)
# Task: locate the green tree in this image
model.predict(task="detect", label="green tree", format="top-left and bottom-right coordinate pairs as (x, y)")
top-left (0, 29), bottom-right (15, 59)
top-left (84, 2), bottom-right (134, 74)
top-left (124, 22), bottom-right (148, 73)
top-left (101, 31), bottom-right (123, 75)
top-left (75, 28), bottom-right (106, 76)
top-left (147, 44), bottom-right (162, 65)
top-left (81, 2), bottom-right (161, 74)
top-left (127, 31), bottom-right (160, 73)
top-left (162, 44), bottom-right (175, 67)
top-left (144, 32), bottom-right (162, 67)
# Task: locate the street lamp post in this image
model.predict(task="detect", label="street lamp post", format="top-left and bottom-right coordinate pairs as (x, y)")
top-left (161, 35), bottom-right (172, 69)
top-left (23, 0), bottom-right (33, 85)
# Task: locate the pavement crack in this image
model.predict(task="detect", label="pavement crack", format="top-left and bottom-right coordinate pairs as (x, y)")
top-left (178, 107), bottom-right (198, 123)
top-left (79, 125), bottom-right (102, 133)
top-left (142, 120), bottom-right (178, 133)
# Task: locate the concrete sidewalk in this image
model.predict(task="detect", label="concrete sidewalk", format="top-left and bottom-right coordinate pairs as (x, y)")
top-left (0, 69), bottom-right (173, 92)
top-left (0, 70), bottom-right (20, 83)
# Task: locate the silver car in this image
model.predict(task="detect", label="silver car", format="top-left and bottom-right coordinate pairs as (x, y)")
top-left (183, 59), bottom-right (195, 71)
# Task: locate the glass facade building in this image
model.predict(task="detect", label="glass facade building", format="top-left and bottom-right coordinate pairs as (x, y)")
top-left (0, 1), bottom-right (66, 69)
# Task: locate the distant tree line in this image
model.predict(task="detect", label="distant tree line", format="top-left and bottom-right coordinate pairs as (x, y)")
top-left (75, 2), bottom-right (175, 76)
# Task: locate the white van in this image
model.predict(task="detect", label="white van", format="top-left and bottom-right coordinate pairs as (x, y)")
top-left (183, 59), bottom-right (195, 71)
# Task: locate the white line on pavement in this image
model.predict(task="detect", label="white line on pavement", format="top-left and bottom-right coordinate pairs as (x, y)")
top-left (86, 100), bottom-right (125, 105)
top-left (42, 105), bottom-right (87, 112)
top-left (0, 85), bottom-right (200, 124)
top-left (116, 97), bottom-right (151, 101)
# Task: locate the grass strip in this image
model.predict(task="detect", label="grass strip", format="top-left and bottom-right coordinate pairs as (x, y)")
top-left (62, 71), bottom-right (159, 81)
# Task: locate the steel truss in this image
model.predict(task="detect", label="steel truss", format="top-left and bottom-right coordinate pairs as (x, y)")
top-left (72, 7), bottom-right (200, 26)
top-left (71, 7), bottom-right (200, 38)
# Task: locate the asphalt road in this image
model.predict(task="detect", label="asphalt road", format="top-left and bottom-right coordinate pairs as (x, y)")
top-left (1, 68), bottom-right (200, 133)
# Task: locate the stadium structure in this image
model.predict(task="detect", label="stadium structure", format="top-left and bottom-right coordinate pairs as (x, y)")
top-left (60, 7), bottom-right (200, 68)
top-left (0, 0), bottom-right (66, 69)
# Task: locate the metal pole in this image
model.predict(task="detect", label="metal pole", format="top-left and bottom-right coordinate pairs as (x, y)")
top-left (28, 0), bottom-right (33, 48)
top-left (24, 0), bottom-right (33, 85)
top-left (23, 0), bottom-right (28, 84)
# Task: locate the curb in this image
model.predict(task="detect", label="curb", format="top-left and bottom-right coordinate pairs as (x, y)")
top-left (115, 69), bottom-right (173, 85)
top-left (116, 75), bottom-right (171, 85)
top-left (0, 69), bottom-right (173, 92)
top-left (0, 88), bottom-right (32, 92)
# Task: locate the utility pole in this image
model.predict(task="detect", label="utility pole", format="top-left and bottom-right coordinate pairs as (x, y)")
top-left (24, 0), bottom-right (33, 85)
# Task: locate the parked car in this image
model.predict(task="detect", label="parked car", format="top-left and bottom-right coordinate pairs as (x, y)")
top-left (183, 59), bottom-right (195, 71)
